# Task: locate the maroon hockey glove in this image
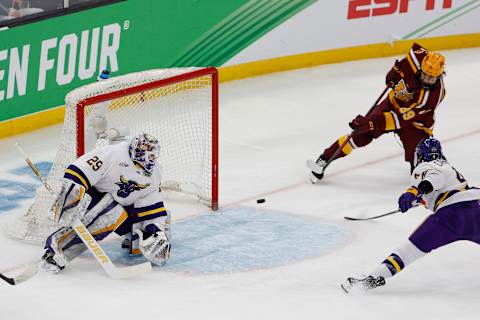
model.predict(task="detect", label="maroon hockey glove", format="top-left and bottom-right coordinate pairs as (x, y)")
top-left (349, 115), bottom-right (375, 134)
top-left (386, 61), bottom-right (401, 87)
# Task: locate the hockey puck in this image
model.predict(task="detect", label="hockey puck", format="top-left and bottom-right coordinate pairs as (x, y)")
top-left (256, 198), bottom-right (265, 204)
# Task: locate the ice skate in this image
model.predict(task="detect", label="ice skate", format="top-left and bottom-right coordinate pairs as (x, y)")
top-left (306, 156), bottom-right (327, 183)
top-left (40, 250), bottom-right (67, 274)
top-left (341, 275), bottom-right (385, 294)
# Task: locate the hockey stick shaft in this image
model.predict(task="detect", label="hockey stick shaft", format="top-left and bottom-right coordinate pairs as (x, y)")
top-left (321, 85), bottom-right (391, 169)
top-left (14, 142), bottom-right (54, 195)
top-left (12, 143), bottom-right (152, 280)
top-left (72, 217), bottom-right (152, 279)
top-left (344, 204), bottom-right (419, 221)
top-left (344, 208), bottom-right (401, 221)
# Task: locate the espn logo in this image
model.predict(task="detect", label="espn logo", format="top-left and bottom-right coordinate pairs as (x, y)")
top-left (74, 225), bottom-right (109, 264)
top-left (348, 0), bottom-right (453, 19)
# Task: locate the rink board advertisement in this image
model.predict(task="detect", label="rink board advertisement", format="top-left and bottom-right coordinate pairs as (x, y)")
top-left (227, 0), bottom-right (480, 65)
top-left (0, 0), bottom-right (479, 136)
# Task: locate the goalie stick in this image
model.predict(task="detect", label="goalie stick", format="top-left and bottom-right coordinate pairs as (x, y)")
top-left (0, 262), bottom-right (39, 286)
top-left (14, 142), bottom-right (54, 194)
top-left (0, 217), bottom-right (152, 285)
top-left (1, 143), bottom-right (152, 285)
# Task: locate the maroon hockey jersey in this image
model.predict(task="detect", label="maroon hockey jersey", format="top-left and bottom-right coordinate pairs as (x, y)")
top-left (382, 43), bottom-right (446, 135)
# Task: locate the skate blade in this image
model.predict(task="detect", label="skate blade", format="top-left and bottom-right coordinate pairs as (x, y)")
top-left (340, 283), bottom-right (350, 294)
top-left (340, 280), bottom-right (367, 295)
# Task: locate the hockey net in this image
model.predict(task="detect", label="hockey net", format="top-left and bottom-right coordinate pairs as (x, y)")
top-left (7, 67), bottom-right (218, 243)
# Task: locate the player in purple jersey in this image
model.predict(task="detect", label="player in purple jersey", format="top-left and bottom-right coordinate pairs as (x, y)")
top-left (341, 137), bottom-right (480, 293)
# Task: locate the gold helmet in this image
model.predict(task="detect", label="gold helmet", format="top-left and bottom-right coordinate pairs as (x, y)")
top-left (421, 52), bottom-right (445, 77)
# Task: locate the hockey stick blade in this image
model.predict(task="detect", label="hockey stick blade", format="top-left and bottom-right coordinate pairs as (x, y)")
top-left (0, 263), bottom-right (39, 286)
top-left (107, 261), bottom-right (152, 279)
top-left (0, 273), bottom-right (15, 285)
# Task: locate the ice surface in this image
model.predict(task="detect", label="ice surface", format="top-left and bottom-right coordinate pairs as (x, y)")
top-left (1, 47), bottom-right (479, 320)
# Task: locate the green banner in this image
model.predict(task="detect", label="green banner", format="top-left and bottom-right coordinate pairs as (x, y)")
top-left (0, 0), bottom-right (315, 122)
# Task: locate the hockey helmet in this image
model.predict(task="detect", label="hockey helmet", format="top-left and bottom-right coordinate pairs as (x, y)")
top-left (421, 52), bottom-right (445, 77)
top-left (129, 133), bottom-right (160, 175)
top-left (415, 137), bottom-right (442, 164)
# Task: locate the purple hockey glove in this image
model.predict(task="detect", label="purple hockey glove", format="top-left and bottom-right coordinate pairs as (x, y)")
top-left (398, 187), bottom-right (421, 213)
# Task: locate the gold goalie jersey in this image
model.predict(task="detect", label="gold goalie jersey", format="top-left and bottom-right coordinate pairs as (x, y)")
top-left (63, 141), bottom-right (163, 207)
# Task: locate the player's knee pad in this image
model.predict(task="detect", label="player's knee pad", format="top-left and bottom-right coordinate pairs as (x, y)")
top-left (351, 132), bottom-right (375, 148)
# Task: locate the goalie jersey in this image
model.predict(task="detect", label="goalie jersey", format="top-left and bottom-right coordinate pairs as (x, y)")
top-left (64, 141), bottom-right (163, 210)
top-left (411, 159), bottom-right (480, 212)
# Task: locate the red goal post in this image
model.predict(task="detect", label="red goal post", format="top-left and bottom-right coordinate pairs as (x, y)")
top-left (76, 66), bottom-right (219, 210)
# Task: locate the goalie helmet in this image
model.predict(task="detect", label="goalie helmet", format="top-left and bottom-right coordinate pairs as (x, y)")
top-left (129, 133), bottom-right (160, 175)
top-left (415, 136), bottom-right (442, 164)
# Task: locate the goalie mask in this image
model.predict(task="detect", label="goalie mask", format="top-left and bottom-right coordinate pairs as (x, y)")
top-left (415, 137), bottom-right (442, 164)
top-left (129, 133), bottom-right (160, 175)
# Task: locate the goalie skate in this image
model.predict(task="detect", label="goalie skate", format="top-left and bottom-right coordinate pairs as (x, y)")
top-left (40, 250), bottom-right (67, 274)
top-left (340, 275), bottom-right (385, 294)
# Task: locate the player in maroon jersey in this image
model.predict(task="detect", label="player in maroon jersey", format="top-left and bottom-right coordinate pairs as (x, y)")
top-left (307, 43), bottom-right (446, 183)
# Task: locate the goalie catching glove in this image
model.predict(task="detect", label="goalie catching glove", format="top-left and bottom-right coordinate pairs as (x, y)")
top-left (134, 223), bottom-right (171, 266)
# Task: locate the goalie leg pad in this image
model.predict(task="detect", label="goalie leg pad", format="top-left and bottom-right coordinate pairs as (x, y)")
top-left (44, 192), bottom-right (127, 269)
top-left (51, 180), bottom-right (89, 224)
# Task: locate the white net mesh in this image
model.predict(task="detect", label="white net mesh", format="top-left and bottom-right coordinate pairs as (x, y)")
top-left (7, 67), bottom-right (217, 243)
